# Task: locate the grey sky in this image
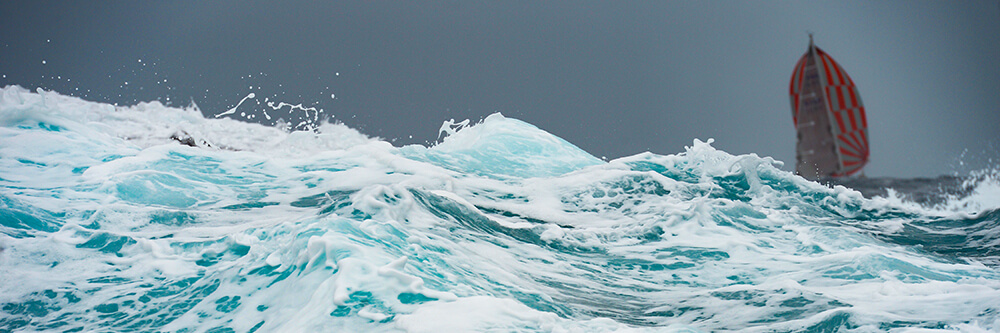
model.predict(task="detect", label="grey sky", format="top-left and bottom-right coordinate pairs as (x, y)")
top-left (2, 1), bottom-right (998, 177)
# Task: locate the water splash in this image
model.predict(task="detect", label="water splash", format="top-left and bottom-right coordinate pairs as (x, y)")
top-left (1, 86), bottom-right (999, 332)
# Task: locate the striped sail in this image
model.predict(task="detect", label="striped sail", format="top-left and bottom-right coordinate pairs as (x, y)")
top-left (789, 37), bottom-right (869, 179)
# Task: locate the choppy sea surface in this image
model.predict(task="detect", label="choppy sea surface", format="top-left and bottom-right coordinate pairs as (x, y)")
top-left (2, 86), bottom-right (999, 332)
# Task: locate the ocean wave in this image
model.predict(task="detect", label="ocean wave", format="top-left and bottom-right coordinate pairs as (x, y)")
top-left (1, 86), bottom-right (999, 332)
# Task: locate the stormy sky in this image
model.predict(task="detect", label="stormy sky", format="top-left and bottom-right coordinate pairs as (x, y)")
top-left (2, 1), bottom-right (998, 177)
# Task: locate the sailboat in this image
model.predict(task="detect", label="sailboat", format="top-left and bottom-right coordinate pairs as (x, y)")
top-left (788, 35), bottom-right (870, 180)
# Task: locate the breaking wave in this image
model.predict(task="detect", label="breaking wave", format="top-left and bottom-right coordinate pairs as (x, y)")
top-left (1, 86), bottom-right (999, 332)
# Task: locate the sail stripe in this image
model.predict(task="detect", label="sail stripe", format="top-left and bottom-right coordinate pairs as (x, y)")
top-left (830, 56), bottom-right (847, 86)
top-left (789, 64), bottom-right (795, 95)
top-left (790, 56), bottom-right (807, 125)
top-left (851, 132), bottom-right (865, 154)
top-left (792, 95), bottom-right (799, 125)
top-left (794, 60), bottom-right (803, 123)
top-left (833, 111), bottom-right (847, 134)
top-left (820, 52), bottom-right (835, 86)
top-left (797, 56), bottom-right (807, 91)
top-left (847, 85), bottom-right (859, 108)
top-left (789, 61), bottom-right (797, 94)
top-left (826, 96), bottom-right (837, 130)
top-left (847, 106), bottom-right (859, 131)
top-left (825, 86), bottom-right (836, 113)
top-left (839, 147), bottom-right (863, 159)
top-left (816, 50), bottom-right (828, 79)
top-left (836, 86), bottom-right (847, 112)
top-left (839, 133), bottom-right (862, 153)
top-left (860, 106), bottom-right (868, 129)
top-left (820, 52), bottom-right (834, 83)
top-left (835, 164), bottom-right (864, 177)
top-left (849, 131), bottom-right (867, 156)
top-left (827, 87), bottom-right (847, 133)
top-left (790, 56), bottom-right (805, 94)
top-left (842, 151), bottom-right (862, 163)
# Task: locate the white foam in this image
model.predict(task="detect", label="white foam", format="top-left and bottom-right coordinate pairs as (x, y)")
top-left (2, 86), bottom-right (999, 332)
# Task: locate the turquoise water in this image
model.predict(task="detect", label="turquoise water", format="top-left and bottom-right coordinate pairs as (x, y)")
top-left (1, 86), bottom-right (999, 332)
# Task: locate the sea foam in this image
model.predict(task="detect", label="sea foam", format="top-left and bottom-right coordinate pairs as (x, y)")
top-left (1, 86), bottom-right (999, 332)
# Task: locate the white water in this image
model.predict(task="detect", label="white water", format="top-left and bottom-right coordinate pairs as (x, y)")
top-left (1, 86), bottom-right (999, 332)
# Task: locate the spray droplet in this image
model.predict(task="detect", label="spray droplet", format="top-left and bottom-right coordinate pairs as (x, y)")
top-left (41, 60), bottom-right (46, 65)
top-left (330, 94), bottom-right (336, 99)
